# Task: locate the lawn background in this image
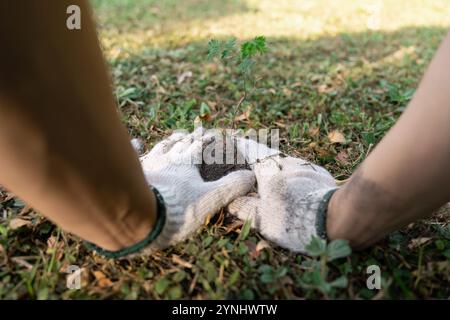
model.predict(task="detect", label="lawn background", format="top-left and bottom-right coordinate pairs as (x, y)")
top-left (0, 0), bottom-right (449, 299)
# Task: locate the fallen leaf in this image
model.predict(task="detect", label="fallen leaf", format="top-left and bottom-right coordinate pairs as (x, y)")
top-left (47, 235), bottom-right (65, 259)
top-left (4, 192), bottom-right (15, 202)
top-left (177, 71), bottom-right (193, 84)
top-left (290, 81), bottom-right (302, 88)
top-left (274, 121), bottom-right (286, 128)
top-left (281, 275), bottom-right (294, 286)
top-left (214, 208), bottom-right (226, 227)
top-left (308, 127), bottom-right (320, 137)
top-left (9, 218), bottom-right (31, 230)
top-left (316, 148), bottom-right (333, 157)
top-left (172, 254), bottom-right (193, 269)
top-left (93, 270), bottom-right (113, 288)
top-left (11, 257), bottom-right (33, 270)
top-left (199, 113), bottom-right (214, 122)
top-left (282, 88), bottom-right (292, 97)
top-left (225, 219), bottom-right (244, 234)
top-left (245, 240), bottom-right (257, 258)
top-left (19, 205), bottom-right (32, 216)
top-left (203, 213), bottom-right (213, 226)
top-left (335, 149), bottom-right (350, 165)
top-left (206, 100), bottom-right (217, 111)
top-left (47, 236), bottom-right (58, 249)
top-left (205, 63), bottom-right (218, 74)
top-left (156, 86), bottom-right (167, 94)
top-left (248, 239), bottom-right (271, 259)
top-left (408, 237), bottom-right (432, 249)
top-left (328, 130), bottom-right (346, 144)
top-left (194, 115), bottom-right (203, 127)
top-left (256, 240), bottom-right (271, 252)
top-left (234, 107), bottom-right (252, 122)
top-left (318, 84), bottom-right (330, 93)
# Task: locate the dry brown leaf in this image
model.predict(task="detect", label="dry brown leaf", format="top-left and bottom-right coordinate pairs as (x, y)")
top-left (282, 88), bottom-right (292, 97)
top-left (19, 205), bottom-right (32, 216)
top-left (156, 86), bottom-right (167, 94)
top-left (4, 192), bottom-right (15, 202)
top-left (256, 240), bottom-right (271, 252)
top-left (194, 115), bottom-right (203, 127)
top-left (234, 108), bottom-right (252, 122)
top-left (93, 270), bottom-right (113, 288)
top-left (335, 149), bottom-right (350, 165)
top-left (290, 81), bottom-right (302, 88)
top-left (206, 100), bottom-right (217, 111)
top-left (316, 148), bottom-right (333, 157)
top-left (225, 219), bottom-right (244, 234)
top-left (47, 235), bottom-right (58, 249)
top-left (203, 213), bottom-right (213, 226)
top-left (214, 208), bottom-right (226, 227)
top-left (328, 130), bottom-right (346, 144)
top-left (408, 237), bottom-right (432, 249)
top-left (9, 218), bottom-right (31, 230)
top-left (47, 235), bottom-right (64, 259)
top-left (245, 240), bottom-right (258, 258)
top-left (274, 121), bottom-right (287, 128)
top-left (177, 71), bottom-right (193, 84)
top-left (318, 84), bottom-right (331, 93)
top-left (11, 257), bottom-right (33, 270)
top-left (248, 240), bottom-right (271, 259)
top-left (172, 255), bottom-right (193, 269)
top-left (205, 63), bottom-right (218, 74)
top-left (308, 127), bottom-right (320, 137)
top-left (200, 112), bottom-right (217, 122)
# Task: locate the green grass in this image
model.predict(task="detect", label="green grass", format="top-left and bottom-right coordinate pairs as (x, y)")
top-left (0, 0), bottom-right (449, 299)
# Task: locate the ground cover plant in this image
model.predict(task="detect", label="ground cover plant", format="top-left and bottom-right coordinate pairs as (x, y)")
top-left (0, 0), bottom-right (449, 299)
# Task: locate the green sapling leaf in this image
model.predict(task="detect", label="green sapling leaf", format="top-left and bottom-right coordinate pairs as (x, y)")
top-left (207, 39), bottom-right (220, 60)
top-left (305, 236), bottom-right (327, 257)
top-left (330, 275), bottom-right (348, 288)
top-left (241, 36), bottom-right (267, 59)
top-left (326, 239), bottom-right (352, 261)
top-left (221, 37), bottom-right (237, 59)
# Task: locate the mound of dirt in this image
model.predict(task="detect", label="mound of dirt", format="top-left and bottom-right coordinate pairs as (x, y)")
top-left (198, 139), bottom-right (251, 181)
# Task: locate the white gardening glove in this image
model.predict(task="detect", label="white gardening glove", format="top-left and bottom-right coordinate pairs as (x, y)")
top-left (137, 128), bottom-right (255, 253)
top-left (228, 138), bottom-right (337, 253)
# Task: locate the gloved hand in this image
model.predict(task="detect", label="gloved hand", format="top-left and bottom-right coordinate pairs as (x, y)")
top-left (138, 128), bottom-right (255, 253)
top-left (228, 138), bottom-right (337, 253)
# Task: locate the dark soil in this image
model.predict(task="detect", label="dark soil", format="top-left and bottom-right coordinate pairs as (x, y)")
top-left (199, 138), bottom-right (251, 181)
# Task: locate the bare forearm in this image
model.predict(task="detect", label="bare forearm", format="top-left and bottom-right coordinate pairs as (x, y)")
top-left (0, 0), bottom-right (156, 250)
top-left (327, 32), bottom-right (450, 248)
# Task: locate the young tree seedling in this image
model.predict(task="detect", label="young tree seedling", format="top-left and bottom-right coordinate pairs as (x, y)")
top-left (207, 36), bottom-right (267, 128)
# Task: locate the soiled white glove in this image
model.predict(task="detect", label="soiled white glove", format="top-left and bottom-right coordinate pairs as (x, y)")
top-left (138, 129), bottom-right (255, 253)
top-left (228, 138), bottom-right (337, 253)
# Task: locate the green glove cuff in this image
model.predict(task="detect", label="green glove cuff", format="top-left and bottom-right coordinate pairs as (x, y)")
top-left (84, 186), bottom-right (166, 259)
top-left (315, 188), bottom-right (338, 241)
